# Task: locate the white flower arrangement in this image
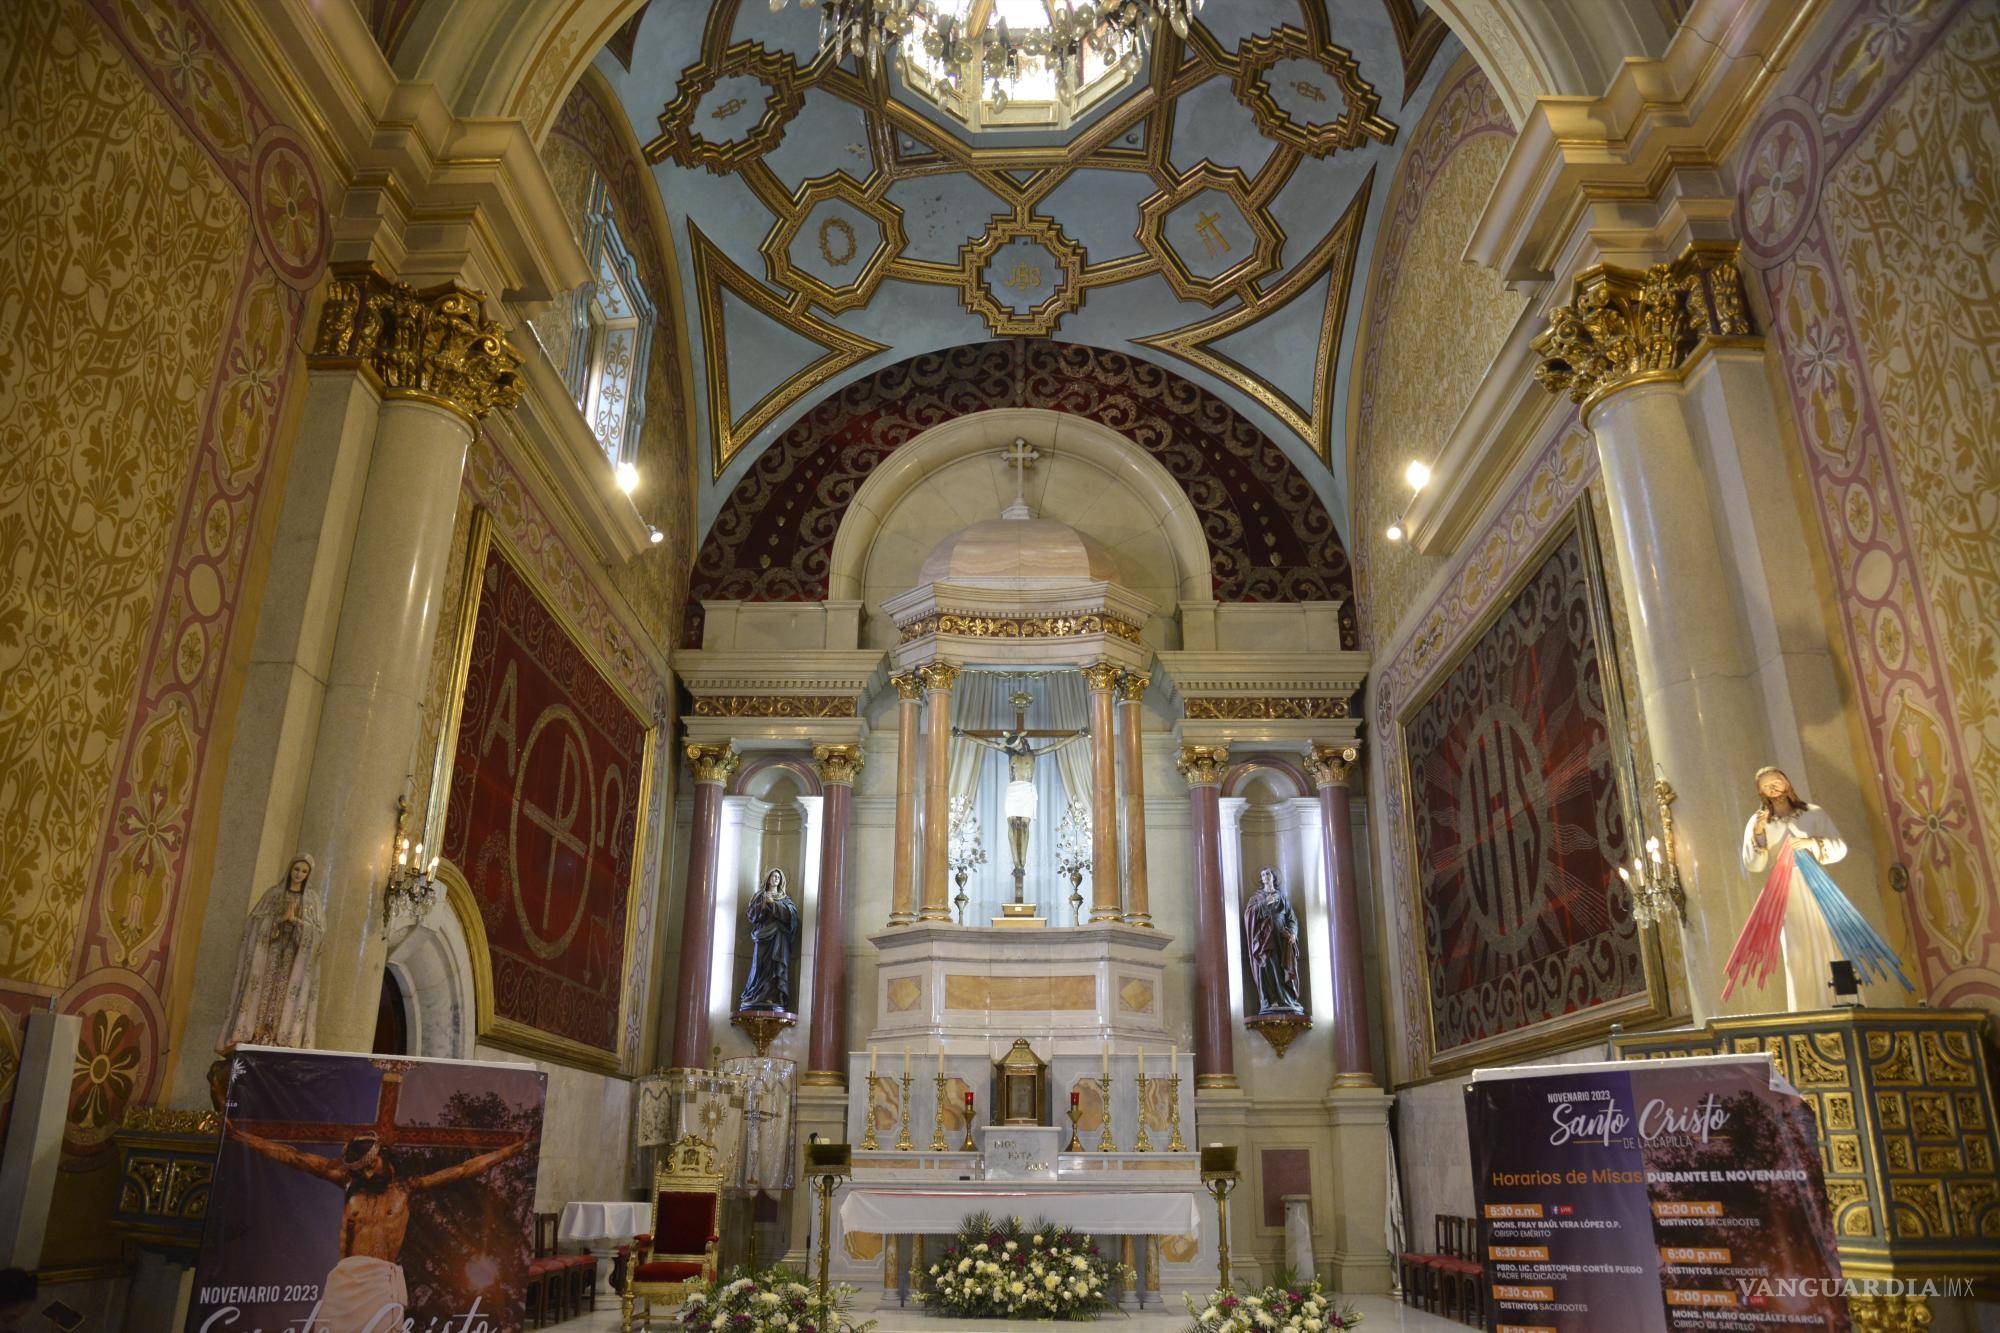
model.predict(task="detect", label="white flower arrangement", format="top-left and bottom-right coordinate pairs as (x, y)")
top-left (1183, 1277), bottom-right (1360, 1333)
top-left (677, 1265), bottom-right (874, 1333)
top-left (921, 1214), bottom-right (1127, 1320)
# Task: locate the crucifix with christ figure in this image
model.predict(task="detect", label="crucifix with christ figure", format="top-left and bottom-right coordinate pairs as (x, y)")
top-left (955, 689), bottom-right (1089, 914)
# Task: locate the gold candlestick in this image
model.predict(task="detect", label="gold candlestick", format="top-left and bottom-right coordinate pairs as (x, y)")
top-left (930, 1075), bottom-right (950, 1151)
top-left (1096, 1074), bottom-right (1117, 1151)
top-left (896, 1071), bottom-right (915, 1151)
top-left (1167, 1074), bottom-right (1186, 1152)
top-left (860, 1075), bottom-right (880, 1150)
top-left (961, 1095), bottom-right (977, 1153)
top-left (1132, 1072), bottom-right (1152, 1151)
top-left (1065, 1102), bottom-right (1083, 1152)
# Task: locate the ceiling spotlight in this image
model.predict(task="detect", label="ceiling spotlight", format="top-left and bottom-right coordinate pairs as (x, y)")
top-left (1385, 523), bottom-right (1404, 542)
top-left (616, 461), bottom-right (640, 494)
top-left (1404, 460), bottom-right (1432, 491)
top-left (648, 527), bottom-right (664, 545)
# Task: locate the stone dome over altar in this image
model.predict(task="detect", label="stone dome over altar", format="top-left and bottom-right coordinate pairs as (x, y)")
top-left (917, 515), bottom-right (1124, 590)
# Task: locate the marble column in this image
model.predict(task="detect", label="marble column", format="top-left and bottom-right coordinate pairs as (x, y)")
top-left (888, 670), bottom-right (922, 926)
top-left (1305, 744), bottom-right (1373, 1086)
top-left (1117, 671), bottom-right (1153, 928)
top-left (1084, 663), bottom-right (1123, 923)
top-left (918, 662), bottom-right (959, 922)
top-left (806, 744), bottom-right (862, 1084)
top-left (1178, 745), bottom-right (1235, 1086)
top-left (672, 743), bottom-right (739, 1068)
top-left (293, 269), bottom-right (524, 1052)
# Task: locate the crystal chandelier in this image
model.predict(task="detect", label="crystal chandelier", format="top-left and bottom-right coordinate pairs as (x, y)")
top-left (786, 0), bottom-right (1204, 125)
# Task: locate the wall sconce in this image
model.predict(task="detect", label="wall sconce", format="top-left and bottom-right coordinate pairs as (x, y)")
top-left (1383, 459), bottom-right (1432, 542)
top-left (383, 794), bottom-right (439, 928)
top-left (1618, 776), bottom-right (1687, 928)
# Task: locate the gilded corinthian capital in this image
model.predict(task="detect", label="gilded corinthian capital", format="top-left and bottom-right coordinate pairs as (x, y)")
top-left (1175, 744), bottom-right (1230, 788)
top-left (889, 669), bottom-right (925, 701)
top-left (1303, 743), bottom-right (1360, 788)
top-left (1081, 662), bottom-right (1122, 693)
top-left (312, 263), bottom-right (526, 423)
top-left (1531, 245), bottom-right (1754, 406)
top-left (812, 743), bottom-right (865, 786)
top-left (685, 742), bottom-right (740, 785)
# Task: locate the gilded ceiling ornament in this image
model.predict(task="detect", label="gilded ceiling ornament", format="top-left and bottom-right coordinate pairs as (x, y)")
top-left (644, 41), bottom-right (804, 175)
top-left (1184, 696), bottom-right (1351, 721)
top-left (760, 170), bottom-right (908, 315)
top-left (691, 695), bottom-right (858, 718)
top-left (811, 743), bottom-right (866, 786)
top-left (1135, 163), bottom-right (1285, 307)
top-left (690, 223), bottom-right (889, 479)
top-left (311, 264), bottom-right (525, 423)
top-left (1531, 245), bottom-right (1757, 408)
top-left (1303, 743), bottom-right (1361, 788)
top-left (957, 214), bottom-right (1088, 337)
top-left (1135, 173), bottom-right (1373, 466)
top-left (1231, 27), bottom-right (1397, 157)
top-left (1175, 744), bottom-right (1231, 788)
top-left (685, 743), bottom-right (742, 785)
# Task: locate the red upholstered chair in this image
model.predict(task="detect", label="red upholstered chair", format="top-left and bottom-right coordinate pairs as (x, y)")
top-left (622, 1133), bottom-right (723, 1331)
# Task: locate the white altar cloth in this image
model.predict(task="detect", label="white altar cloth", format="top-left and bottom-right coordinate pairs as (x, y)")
top-left (840, 1183), bottom-right (1198, 1237)
top-left (558, 1200), bottom-right (652, 1241)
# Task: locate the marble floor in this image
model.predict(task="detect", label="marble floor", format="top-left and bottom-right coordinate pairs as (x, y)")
top-left (558, 1293), bottom-right (1465, 1330)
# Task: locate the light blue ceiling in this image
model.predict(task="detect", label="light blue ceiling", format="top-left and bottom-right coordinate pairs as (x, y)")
top-left (591, 0), bottom-right (1462, 540)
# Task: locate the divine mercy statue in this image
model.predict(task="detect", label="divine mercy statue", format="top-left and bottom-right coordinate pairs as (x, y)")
top-left (1244, 867), bottom-right (1305, 1015)
top-left (737, 868), bottom-right (800, 1013)
top-left (217, 854), bottom-right (324, 1052)
top-left (1723, 766), bottom-right (1912, 1003)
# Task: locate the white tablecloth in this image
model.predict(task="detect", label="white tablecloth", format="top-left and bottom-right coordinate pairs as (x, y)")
top-left (839, 1185), bottom-right (1199, 1238)
top-left (558, 1200), bottom-right (653, 1242)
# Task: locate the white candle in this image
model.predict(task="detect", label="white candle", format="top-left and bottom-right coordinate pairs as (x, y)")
top-left (937, 1045), bottom-right (944, 1077)
top-left (903, 1045), bottom-right (910, 1077)
top-left (1169, 1044), bottom-right (1178, 1073)
top-left (869, 1047), bottom-right (877, 1077)
top-left (1138, 1046), bottom-right (1146, 1079)
top-left (1102, 1044), bottom-right (1111, 1079)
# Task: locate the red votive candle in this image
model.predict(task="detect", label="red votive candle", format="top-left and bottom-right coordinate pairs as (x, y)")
top-left (1070, 1090), bottom-right (1080, 1107)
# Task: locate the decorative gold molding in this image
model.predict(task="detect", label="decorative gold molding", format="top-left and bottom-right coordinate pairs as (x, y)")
top-left (120, 1105), bottom-right (221, 1136)
top-left (1848, 1294), bottom-right (1933, 1333)
top-left (1231, 26), bottom-right (1397, 157)
top-left (1176, 744), bottom-right (1230, 787)
top-left (1303, 743), bottom-right (1360, 788)
top-left (1135, 163), bottom-right (1283, 307)
top-left (760, 170), bottom-right (907, 315)
top-left (690, 222), bottom-right (889, 479)
top-left (898, 611), bottom-right (1145, 644)
top-left (644, 41), bottom-right (804, 175)
top-left (686, 742), bottom-right (742, 785)
top-left (691, 695), bottom-right (858, 718)
top-left (889, 669), bottom-right (925, 701)
top-left (917, 661), bottom-right (961, 693)
top-left (1080, 661), bottom-right (1122, 692)
top-left (311, 264), bottom-right (525, 424)
top-left (1531, 244), bottom-right (1757, 409)
top-left (811, 742), bottom-right (865, 785)
top-left (957, 213), bottom-right (1088, 337)
top-left (1184, 696), bottom-right (1351, 721)
top-left (1116, 671), bottom-right (1151, 704)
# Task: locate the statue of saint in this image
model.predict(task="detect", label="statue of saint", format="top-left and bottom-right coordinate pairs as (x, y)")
top-left (1724, 766), bottom-right (1911, 1004)
top-left (737, 869), bottom-right (800, 1013)
top-left (217, 854), bottom-right (324, 1052)
top-left (1244, 867), bottom-right (1305, 1015)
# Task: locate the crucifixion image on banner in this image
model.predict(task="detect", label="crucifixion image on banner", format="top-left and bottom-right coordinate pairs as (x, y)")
top-left (188, 1048), bottom-right (546, 1333)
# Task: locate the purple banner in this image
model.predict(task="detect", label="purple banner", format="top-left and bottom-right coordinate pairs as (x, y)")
top-left (1466, 1055), bottom-right (1845, 1332)
top-left (189, 1047), bottom-right (546, 1332)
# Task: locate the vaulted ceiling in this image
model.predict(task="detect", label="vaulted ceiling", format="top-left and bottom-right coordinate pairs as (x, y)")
top-left (589, 0), bottom-right (1458, 535)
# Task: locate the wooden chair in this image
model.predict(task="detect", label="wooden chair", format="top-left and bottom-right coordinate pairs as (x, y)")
top-left (622, 1133), bottom-right (723, 1331)
top-left (531, 1210), bottom-right (598, 1325)
top-left (1431, 1214), bottom-right (1484, 1324)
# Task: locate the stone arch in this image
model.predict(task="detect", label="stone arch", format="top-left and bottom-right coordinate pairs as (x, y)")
top-left (827, 407), bottom-right (1214, 608)
top-left (1223, 757), bottom-right (1315, 800)
top-left (384, 893), bottom-right (478, 1060)
top-left (688, 340), bottom-right (1357, 648)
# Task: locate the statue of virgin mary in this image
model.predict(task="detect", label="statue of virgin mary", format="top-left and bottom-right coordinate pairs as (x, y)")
top-left (217, 854), bottom-right (324, 1052)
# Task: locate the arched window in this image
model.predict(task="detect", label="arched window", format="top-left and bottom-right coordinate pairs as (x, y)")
top-left (558, 175), bottom-right (657, 471)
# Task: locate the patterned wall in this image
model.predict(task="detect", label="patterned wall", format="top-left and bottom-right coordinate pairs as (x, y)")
top-left (0, 0), bottom-right (324, 1157)
top-left (1349, 58), bottom-right (1520, 650)
top-left (688, 339), bottom-right (1356, 647)
top-left (1736, 0), bottom-right (2000, 1012)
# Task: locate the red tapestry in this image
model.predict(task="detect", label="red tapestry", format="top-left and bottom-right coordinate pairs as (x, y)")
top-left (1402, 520), bottom-right (1644, 1058)
top-left (443, 538), bottom-right (648, 1058)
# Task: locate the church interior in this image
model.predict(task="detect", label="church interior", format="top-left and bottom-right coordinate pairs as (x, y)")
top-left (2, 0), bottom-right (1997, 1329)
